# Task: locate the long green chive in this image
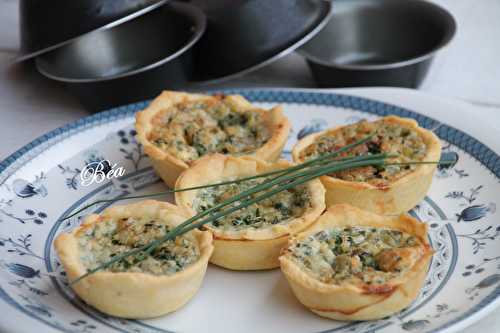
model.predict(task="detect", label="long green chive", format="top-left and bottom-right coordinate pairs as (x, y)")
top-left (134, 157), bottom-right (451, 261)
top-left (62, 134), bottom-right (376, 221)
top-left (70, 153), bottom-right (387, 284)
top-left (68, 132), bottom-right (453, 284)
top-left (143, 157), bottom-right (390, 252)
top-left (137, 153), bottom-right (391, 254)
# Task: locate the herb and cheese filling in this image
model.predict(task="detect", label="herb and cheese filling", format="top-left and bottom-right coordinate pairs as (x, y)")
top-left (150, 99), bottom-right (271, 163)
top-left (78, 217), bottom-right (200, 275)
top-left (193, 178), bottom-right (311, 231)
top-left (300, 119), bottom-right (427, 185)
top-left (286, 226), bottom-right (421, 285)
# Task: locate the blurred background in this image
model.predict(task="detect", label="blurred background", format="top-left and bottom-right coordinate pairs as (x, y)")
top-left (0, 0), bottom-right (499, 157)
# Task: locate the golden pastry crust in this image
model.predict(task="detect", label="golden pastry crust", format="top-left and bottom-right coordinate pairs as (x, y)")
top-left (279, 204), bottom-right (433, 321)
top-left (135, 91), bottom-right (290, 188)
top-left (292, 116), bottom-right (441, 214)
top-left (54, 200), bottom-right (213, 319)
top-left (175, 154), bottom-right (326, 270)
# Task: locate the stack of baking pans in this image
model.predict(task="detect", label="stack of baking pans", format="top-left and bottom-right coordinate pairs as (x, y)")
top-left (17, 0), bottom-right (333, 111)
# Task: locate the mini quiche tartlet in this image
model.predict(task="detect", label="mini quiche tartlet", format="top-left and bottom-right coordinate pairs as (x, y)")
top-left (135, 91), bottom-right (290, 188)
top-left (279, 204), bottom-right (433, 321)
top-left (175, 154), bottom-right (325, 270)
top-left (54, 200), bottom-right (213, 319)
top-left (292, 116), bottom-right (441, 215)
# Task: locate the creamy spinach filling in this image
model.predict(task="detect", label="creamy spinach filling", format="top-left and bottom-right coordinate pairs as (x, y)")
top-left (193, 178), bottom-right (311, 231)
top-left (300, 120), bottom-right (427, 185)
top-left (78, 217), bottom-right (200, 275)
top-left (287, 226), bottom-right (420, 285)
top-left (150, 100), bottom-right (270, 162)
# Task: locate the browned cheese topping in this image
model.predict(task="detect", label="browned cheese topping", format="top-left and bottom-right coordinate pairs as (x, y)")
top-left (285, 226), bottom-right (423, 286)
top-left (150, 98), bottom-right (270, 163)
top-left (300, 119), bottom-right (427, 186)
top-left (77, 216), bottom-right (200, 275)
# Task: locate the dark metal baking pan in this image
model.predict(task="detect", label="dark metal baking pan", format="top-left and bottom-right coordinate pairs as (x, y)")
top-left (16, 0), bottom-right (169, 62)
top-left (190, 0), bottom-right (333, 84)
top-left (35, 1), bottom-right (206, 111)
top-left (298, 0), bottom-right (456, 88)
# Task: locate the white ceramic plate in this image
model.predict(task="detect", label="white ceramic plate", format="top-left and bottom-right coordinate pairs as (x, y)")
top-left (1, 89), bottom-right (499, 333)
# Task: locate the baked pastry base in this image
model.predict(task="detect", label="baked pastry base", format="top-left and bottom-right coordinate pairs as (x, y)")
top-left (55, 200), bottom-right (214, 319)
top-left (292, 116), bottom-right (441, 215)
top-left (280, 204), bottom-right (433, 321)
top-left (136, 91), bottom-right (290, 188)
top-left (175, 154), bottom-right (326, 270)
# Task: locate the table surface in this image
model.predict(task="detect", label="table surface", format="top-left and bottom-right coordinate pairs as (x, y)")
top-left (0, 0), bottom-right (499, 332)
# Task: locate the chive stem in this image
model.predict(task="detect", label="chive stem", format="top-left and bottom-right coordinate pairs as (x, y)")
top-left (68, 133), bottom-right (450, 284)
top-left (70, 153), bottom-right (385, 284)
top-left (62, 134), bottom-right (375, 221)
